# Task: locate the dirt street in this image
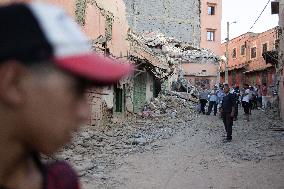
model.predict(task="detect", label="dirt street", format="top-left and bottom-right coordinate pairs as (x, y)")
top-left (54, 99), bottom-right (284, 189)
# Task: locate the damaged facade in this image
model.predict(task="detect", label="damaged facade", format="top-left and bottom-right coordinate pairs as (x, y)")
top-left (123, 0), bottom-right (222, 94)
top-left (1, 0), bottom-right (221, 123)
top-left (123, 0), bottom-right (201, 46)
top-left (200, 0), bottom-right (222, 55)
top-left (128, 31), bottom-right (220, 106)
top-left (220, 27), bottom-right (279, 88)
top-left (1, 0), bottom-right (132, 125)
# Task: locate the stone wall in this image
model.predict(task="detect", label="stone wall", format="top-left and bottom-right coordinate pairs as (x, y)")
top-left (123, 0), bottom-right (201, 46)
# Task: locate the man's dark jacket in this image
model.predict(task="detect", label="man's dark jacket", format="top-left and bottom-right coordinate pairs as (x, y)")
top-left (221, 93), bottom-right (235, 113)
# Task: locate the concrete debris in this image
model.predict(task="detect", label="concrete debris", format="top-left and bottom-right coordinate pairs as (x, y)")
top-left (128, 30), bottom-right (218, 94)
top-left (129, 31), bottom-right (220, 65)
top-left (51, 93), bottom-right (198, 182)
top-left (171, 65), bottom-right (200, 95)
top-left (50, 106), bottom-right (283, 188)
top-left (165, 91), bottom-right (199, 103)
top-left (142, 93), bottom-right (197, 119)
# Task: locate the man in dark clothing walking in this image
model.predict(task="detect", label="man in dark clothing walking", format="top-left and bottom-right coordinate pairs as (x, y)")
top-left (199, 84), bottom-right (209, 114)
top-left (231, 85), bottom-right (240, 121)
top-left (220, 84), bottom-right (236, 142)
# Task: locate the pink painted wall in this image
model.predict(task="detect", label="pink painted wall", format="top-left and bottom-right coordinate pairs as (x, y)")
top-left (200, 0), bottom-right (222, 55)
top-left (220, 28), bottom-right (278, 87)
top-left (0, 0), bottom-right (130, 58)
top-left (182, 63), bottom-right (219, 88)
top-left (94, 0), bottom-right (130, 58)
top-left (83, 3), bottom-right (106, 39)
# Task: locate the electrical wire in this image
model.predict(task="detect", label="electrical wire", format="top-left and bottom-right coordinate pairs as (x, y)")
top-left (249, 0), bottom-right (271, 31)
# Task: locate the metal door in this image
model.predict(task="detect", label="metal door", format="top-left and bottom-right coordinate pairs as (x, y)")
top-left (133, 72), bottom-right (147, 113)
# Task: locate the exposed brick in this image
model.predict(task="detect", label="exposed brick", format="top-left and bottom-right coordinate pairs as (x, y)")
top-left (123, 0), bottom-right (201, 46)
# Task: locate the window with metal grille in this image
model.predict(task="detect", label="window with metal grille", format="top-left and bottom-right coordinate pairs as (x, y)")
top-left (240, 45), bottom-right (245, 55)
top-left (251, 47), bottom-right (257, 59)
top-left (275, 39), bottom-right (279, 49)
top-left (232, 48), bottom-right (236, 58)
top-left (262, 43), bottom-right (268, 53)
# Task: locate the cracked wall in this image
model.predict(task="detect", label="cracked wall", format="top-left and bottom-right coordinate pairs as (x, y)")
top-left (123, 0), bottom-right (201, 46)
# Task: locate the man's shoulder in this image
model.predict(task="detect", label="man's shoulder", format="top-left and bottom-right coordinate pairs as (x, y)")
top-left (46, 161), bottom-right (80, 189)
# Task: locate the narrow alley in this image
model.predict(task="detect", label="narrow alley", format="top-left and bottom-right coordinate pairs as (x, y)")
top-left (0, 1), bottom-right (283, 189)
top-left (54, 95), bottom-right (284, 189)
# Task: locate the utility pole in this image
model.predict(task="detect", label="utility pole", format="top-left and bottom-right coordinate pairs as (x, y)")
top-left (225, 21), bottom-right (229, 84)
top-left (225, 21), bottom-right (236, 84)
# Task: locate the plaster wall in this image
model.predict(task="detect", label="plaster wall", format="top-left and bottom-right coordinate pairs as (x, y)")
top-left (182, 62), bottom-right (218, 76)
top-left (200, 0), bottom-right (222, 55)
top-left (182, 63), bottom-right (218, 88)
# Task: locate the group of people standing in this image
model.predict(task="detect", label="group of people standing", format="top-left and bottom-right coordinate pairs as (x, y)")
top-left (198, 83), bottom-right (270, 142)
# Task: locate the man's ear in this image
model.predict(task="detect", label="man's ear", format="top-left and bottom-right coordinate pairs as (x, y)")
top-left (0, 61), bottom-right (28, 106)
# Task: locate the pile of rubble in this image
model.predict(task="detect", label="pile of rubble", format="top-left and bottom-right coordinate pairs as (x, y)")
top-left (51, 92), bottom-right (199, 183)
top-left (128, 30), bottom-right (217, 96)
top-left (142, 92), bottom-right (197, 119)
top-left (173, 65), bottom-right (200, 95)
top-left (129, 31), bottom-right (220, 65)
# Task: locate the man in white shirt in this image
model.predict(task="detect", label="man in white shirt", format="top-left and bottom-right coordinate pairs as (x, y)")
top-left (241, 84), bottom-right (251, 121)
top-left (206, 86), bottom-right (218, 116)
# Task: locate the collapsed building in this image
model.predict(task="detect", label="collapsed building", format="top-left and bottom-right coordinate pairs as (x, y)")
top-left (90, 30), bottom-right (220, 124)
top-left (0, 0), bottom-right (220, 125)
top-left (127, 31), bottom-right (220, 113)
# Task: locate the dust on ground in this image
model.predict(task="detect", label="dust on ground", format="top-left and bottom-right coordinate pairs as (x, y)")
top-left (53, 95), bottom-right (284, 189)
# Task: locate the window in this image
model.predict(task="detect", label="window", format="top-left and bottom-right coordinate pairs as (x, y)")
top-left (240, 45), bottom-right (246, 55)
top-left (232, 48), bottom-right (236, 58)
top-left (275, 39), bottom-right (279, 49)
top-left (207, 31), bottom-right (215, 41)
top-left (208, 6), bottom-right (215, 15)
top-left (251, 47), bottom-right (257, 59)
top-left (262, 43), bottom-right (268, 53)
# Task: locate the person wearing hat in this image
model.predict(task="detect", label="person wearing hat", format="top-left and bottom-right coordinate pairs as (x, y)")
top-left (0, 2), bottom-right (132, 189)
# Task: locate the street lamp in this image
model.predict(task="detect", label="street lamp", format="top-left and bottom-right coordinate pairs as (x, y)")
top-left (225, 21), bottom-right (237, 84)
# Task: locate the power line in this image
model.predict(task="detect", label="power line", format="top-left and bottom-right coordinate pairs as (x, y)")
top-left (249, 0), bottom-right (271, 31)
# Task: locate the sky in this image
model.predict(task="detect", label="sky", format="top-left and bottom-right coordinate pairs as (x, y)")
top-left (221, 0), bottom-right (279, 42)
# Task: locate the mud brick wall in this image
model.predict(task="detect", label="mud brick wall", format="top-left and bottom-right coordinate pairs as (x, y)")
top-left (123, 0), bottom-right (201, 46)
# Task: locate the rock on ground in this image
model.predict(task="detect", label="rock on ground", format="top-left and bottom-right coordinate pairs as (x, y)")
top-left (53, 105), bottom-right (284, 189)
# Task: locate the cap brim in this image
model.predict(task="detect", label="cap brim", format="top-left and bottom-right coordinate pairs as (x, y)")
top-left (55, 53), bottom-right (133, 85)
